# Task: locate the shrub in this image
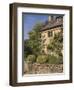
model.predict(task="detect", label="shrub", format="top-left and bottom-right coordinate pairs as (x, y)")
top-left (48, 55), bottom-right (58, 64)
top-left (48, 55), bottom-right (63, 64)
top-left (26, 55), bottom-right (36, 63)
top-left (57, 56), bottom-right (63, 64)
top-left (36, 55), bottom-right (48, 64)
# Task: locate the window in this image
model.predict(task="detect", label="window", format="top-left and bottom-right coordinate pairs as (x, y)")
top-left (48, 31), bottom-right (53, 37)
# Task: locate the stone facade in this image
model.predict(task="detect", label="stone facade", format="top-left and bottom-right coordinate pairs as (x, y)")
top-left (40, 16), bottom-right (63, 54)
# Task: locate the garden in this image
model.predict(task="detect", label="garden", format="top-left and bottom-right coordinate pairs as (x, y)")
top-left (24, 23), bottom-right (63, 74)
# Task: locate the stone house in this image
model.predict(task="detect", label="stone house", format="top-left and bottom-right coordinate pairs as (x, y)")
top-left (40, 16), bottom-right (63, 54)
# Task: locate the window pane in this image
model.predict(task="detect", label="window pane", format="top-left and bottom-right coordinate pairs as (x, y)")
top-left (48, 31), bottom-right (52, 37)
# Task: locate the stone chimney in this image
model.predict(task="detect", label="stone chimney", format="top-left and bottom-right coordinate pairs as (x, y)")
top-left (48, 16), bottom-right (56, 21)
top-left (48, 16), bottom-right (52, 21)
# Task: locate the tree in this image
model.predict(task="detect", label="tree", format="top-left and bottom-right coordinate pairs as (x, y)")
top-left (28, 22), bottom-right (43, 56)
top-left (24, 39), bottom-right (33, 58)
top-left (24, 22), bottom-right (43, 57)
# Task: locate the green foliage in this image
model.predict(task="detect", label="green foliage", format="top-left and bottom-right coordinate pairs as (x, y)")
top-left (47, 31), bottom-right (63, 55)
top-left (48, 55), bottom-right (63, 64)
top-left (24, 40), bottom-right (33, 58)
top-left (48, 55), bottom-right (58, 64)
top-left (47, 44), bottom-right (54, 51)
top-left (57, 56), bottom-right (63, 64)
top-left (26, 55), bottom-right (36, 64)
top-left (24, 22), bottom-right (63, 65)
top-left (26, 22), bottom-right (43, 56)
top-left (36, 55), bottom-right (48, 64)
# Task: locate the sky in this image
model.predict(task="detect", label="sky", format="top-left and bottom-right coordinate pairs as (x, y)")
top-left (23, 13), bottom-right (49, 40)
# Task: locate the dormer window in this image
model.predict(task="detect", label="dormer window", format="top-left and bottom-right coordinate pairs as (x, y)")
top-left (48, 31), bottom-right (53, 37)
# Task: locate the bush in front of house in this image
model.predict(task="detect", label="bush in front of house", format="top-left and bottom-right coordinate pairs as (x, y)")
top-left (48, 55), bottom-right (57, 64)
top-left (48, 55), bottom-right (63, 64)
top-left (57, 56), bottom-right (63, 64)
top-left (36, 55), bottom-right (48, 64)
top-left (26, 55), bottom-right (36, 64)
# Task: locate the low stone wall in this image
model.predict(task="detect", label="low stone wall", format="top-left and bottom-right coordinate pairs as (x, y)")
top-left (24, 63), bottom-right (63, 74)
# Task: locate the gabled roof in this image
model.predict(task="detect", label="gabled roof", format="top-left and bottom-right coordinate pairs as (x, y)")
top-left (41, 16), bottom-right (63, 32)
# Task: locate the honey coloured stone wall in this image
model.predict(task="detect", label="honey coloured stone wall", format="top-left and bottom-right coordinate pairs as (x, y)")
top-left (24, 63), bottom-right (63, 74)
